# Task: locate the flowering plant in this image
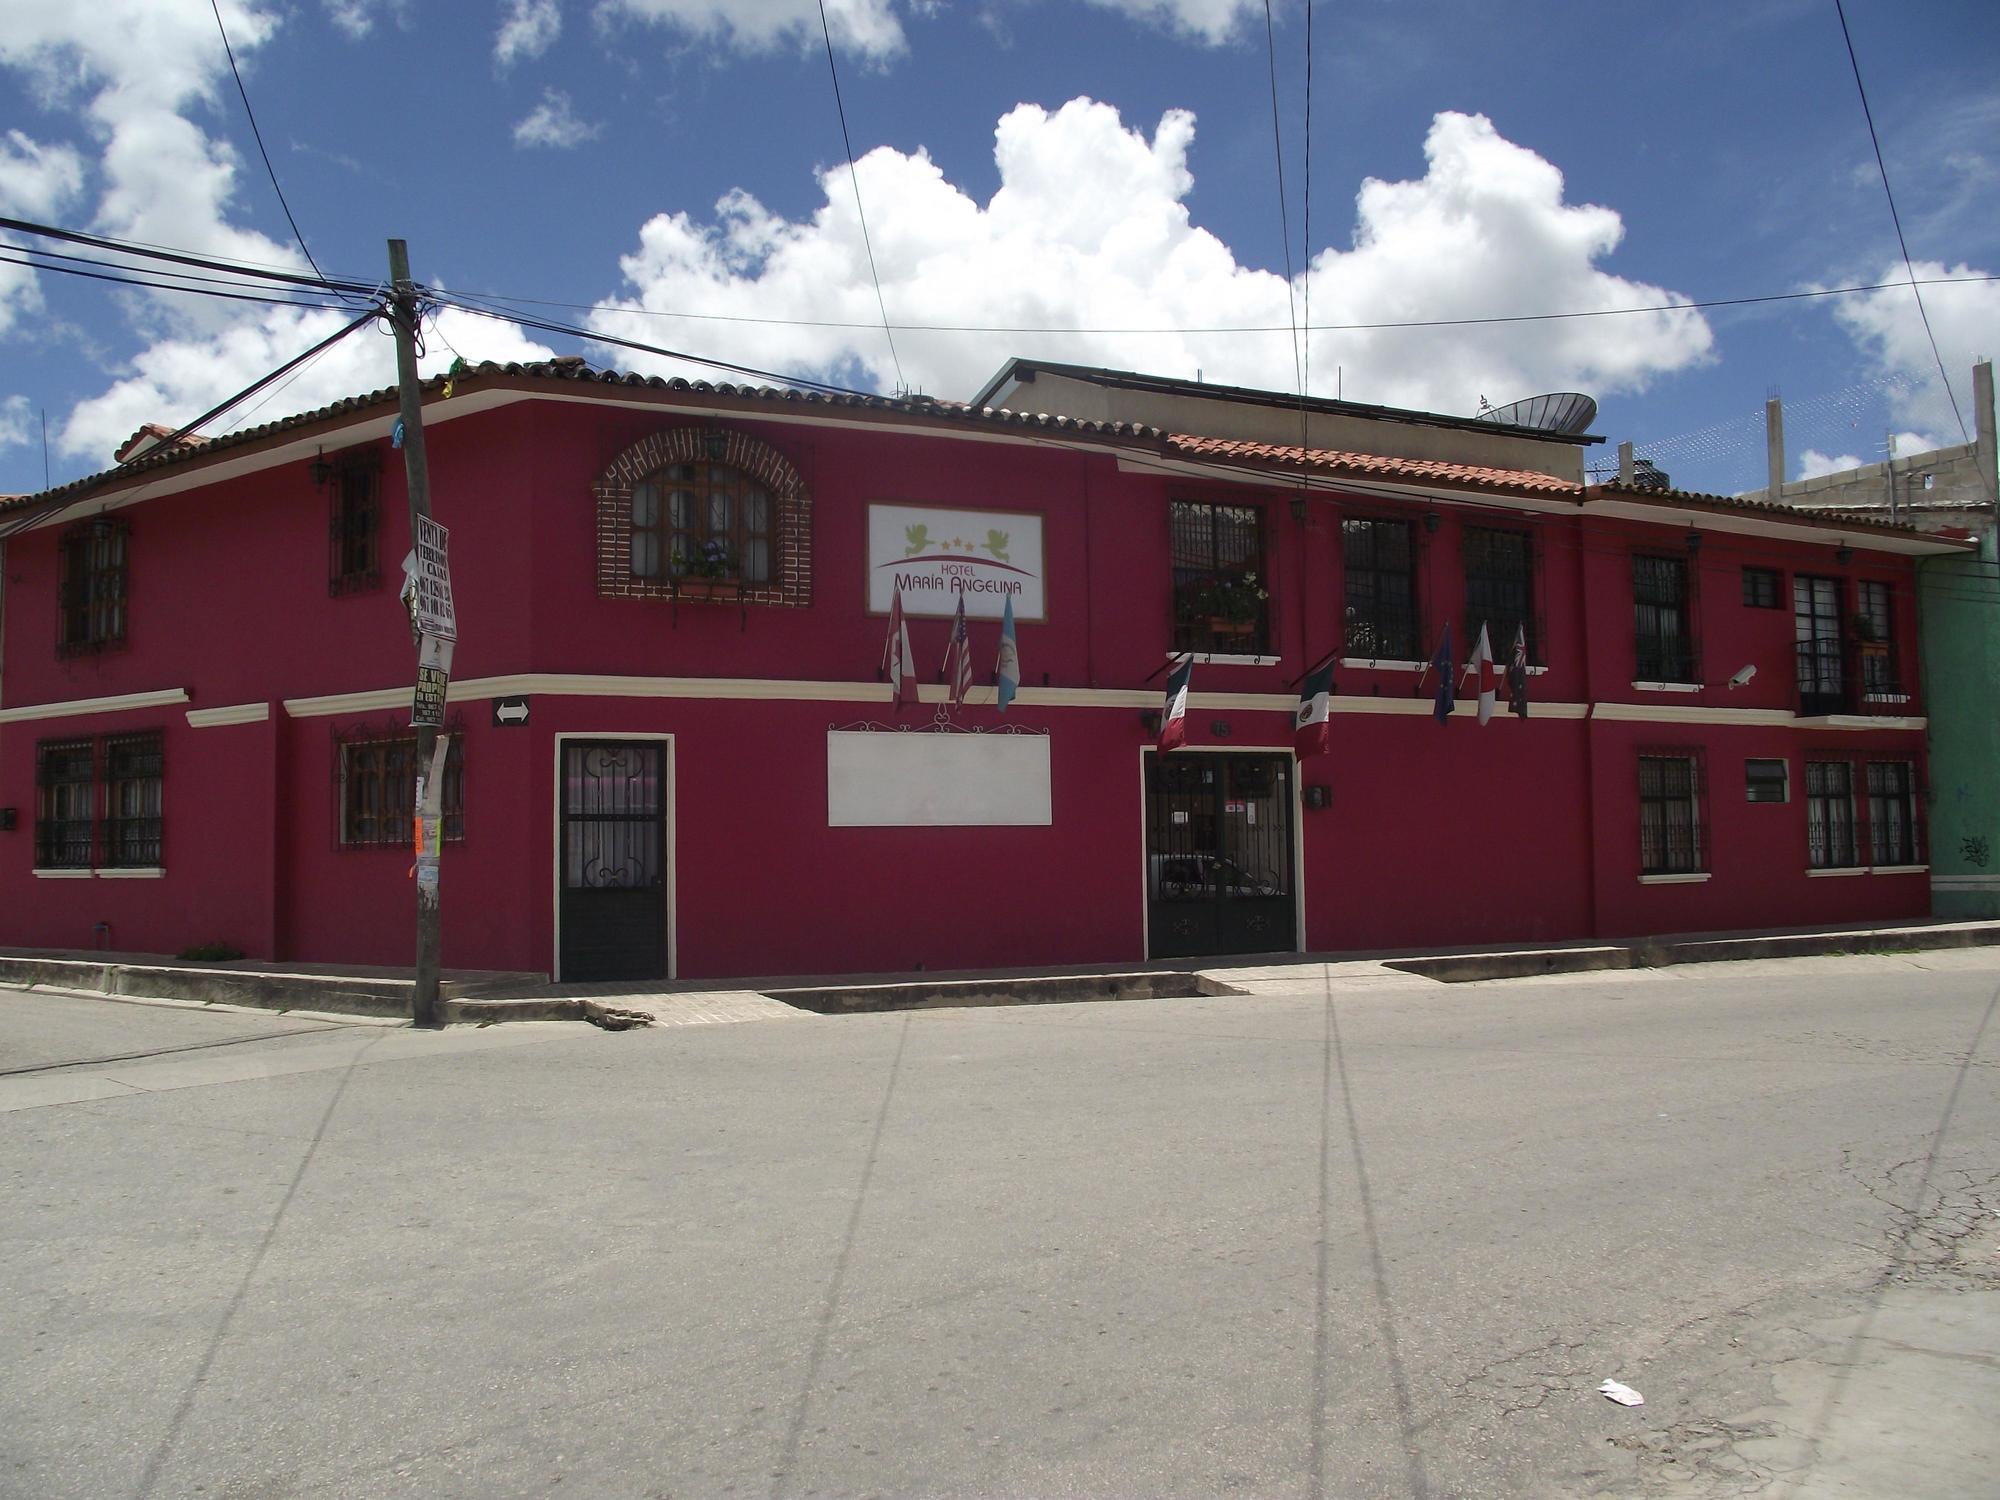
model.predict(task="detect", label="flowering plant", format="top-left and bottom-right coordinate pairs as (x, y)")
top-left (1176, 570), bottom-right (1269, 625)
top-left (674, 537), bottom-right (736, 580)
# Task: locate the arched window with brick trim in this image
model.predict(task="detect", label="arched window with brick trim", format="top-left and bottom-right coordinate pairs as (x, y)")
top-left (595, 426), bottom-right (811, 607)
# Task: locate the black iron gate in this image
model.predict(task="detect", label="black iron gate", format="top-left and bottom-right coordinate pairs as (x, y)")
top-left (1145, 753), bottom-right (1296, 959)
top-left (559, 741), bottom-right (668, 982)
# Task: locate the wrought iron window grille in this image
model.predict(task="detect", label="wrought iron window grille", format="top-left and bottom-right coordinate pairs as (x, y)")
top-left (328, 457), bottom-right (382, 596)
top-left (1865, 760), bottom-right (1923, 866)
top-left (1461, 525), bottom-right (1537, 663)
top-left (1342, 516), bottom-right (1419, 661)
top-left (332, 717), bottom-right (467, 849)
top-left (34, 738), bottom-right (96, 868)
top-left (1741, 566), bottom-right (1782, 609)
top-left (1805, 759), bottom-right (1860, 868)
top-left (101, 731), bottom-right (164, 868)
top-left (33, 730), bottom-right (163, 868)
top-left (1638, 749), bottom-right (1707, 875)
top-left (1170, 500), bottom-right (1270, 657)
top-left (56, 518), bottom-right (128, 657)
top-left (1632, 554), bottom-right (1697, 682)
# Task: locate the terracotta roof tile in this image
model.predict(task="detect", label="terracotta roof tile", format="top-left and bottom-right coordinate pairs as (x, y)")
top-left (1165, 434), bottom-right (1580, 496)
top-left (1585, 480), bottom-right (1931, 538)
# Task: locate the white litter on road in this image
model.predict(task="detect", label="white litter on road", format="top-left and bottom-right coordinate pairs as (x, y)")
top-left (1598, 1379), bottom-right (1645, 1406)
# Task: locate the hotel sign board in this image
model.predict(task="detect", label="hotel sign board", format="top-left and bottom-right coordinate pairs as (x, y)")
top-left (866, 503), bottom-right (1045, 621)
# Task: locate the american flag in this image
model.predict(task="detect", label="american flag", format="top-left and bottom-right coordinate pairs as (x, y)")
top-left (943, 595), bottom-right (973, 707)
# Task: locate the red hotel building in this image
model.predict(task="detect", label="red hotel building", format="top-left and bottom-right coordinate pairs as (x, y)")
top-left (0, 360), bottom-right (1965, 981)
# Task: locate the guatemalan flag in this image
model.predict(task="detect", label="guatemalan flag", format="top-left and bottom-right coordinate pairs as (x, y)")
top-left (995, 595), bottom-right (1020, 712)
top-left (1465, 622), bottom-right (1498, 726)
top-left (1158, 655), bottom-right (1192, 752)
top-left (881, 578), bottom-right (916, 709)
top-left (1294, 659), bottom-right (1335, 759)
top-left (1430, 622), bottom-right (1455, 725)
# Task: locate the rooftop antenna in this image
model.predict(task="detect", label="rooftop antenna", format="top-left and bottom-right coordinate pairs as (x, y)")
top-left (40, 407), bottom-right (49, 490)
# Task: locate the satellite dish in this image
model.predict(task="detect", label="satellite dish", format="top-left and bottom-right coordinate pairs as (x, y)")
top-left (1474, 392), bottom-right (1599, 435)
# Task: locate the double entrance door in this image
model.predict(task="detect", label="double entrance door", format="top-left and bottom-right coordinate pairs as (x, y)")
top-left (559, 740), bottom-right (669, 982)
top-left (1144, 752), bottom-right (1297, 960)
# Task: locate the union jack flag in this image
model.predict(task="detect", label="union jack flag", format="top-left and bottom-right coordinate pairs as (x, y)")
top-left (942, 595), bottom-right (973, 707)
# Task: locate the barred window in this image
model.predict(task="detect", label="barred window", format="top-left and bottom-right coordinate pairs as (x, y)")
top-left (1462, 526), bottom-right (1536, 663)
top-left (1795, 574), bottom-right (1846, 715)
top-left (632, 460), bottom-right (773, 585)
top-left (1639, 752), bottom-right (1704, 875)
top-left (328, 461), bottom-right (381, 595)
top-left (1633, 555), bottom-right (1695, 682)
top-left (338, 734), bottom-right (465, 848)
top-left (1342, 517), bottom-right (1418, 661)
top-left (1806, 760), bottom-right (1859, 869)
top-left (1857, 581), bottom-right (1898, 696)
top-left (102, 732), bottom-right (163, 868)
top-left (1742, 567), bottom-right (1781, 609)
top-left (1866, 761), bottom-right (1920, 866)
top-left (35, 739), bottom-right (96, 869)
top-left (1170, 500), bottom-right (1269, 655)
top-left (58, 518), bottom-right (127, 656)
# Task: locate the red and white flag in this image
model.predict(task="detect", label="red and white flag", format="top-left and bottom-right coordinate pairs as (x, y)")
top-left (1158, 656), bottom-right (1192, 752)
top-left (882, 579), bottom-right (916, 709)
top-left (1462, 622), bottom-right (1499, 725)
top-left (942, 594), bottom-right (972, 708)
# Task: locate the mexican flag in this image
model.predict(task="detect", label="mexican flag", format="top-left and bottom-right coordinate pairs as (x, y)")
top-left (1294, 659), bottom-right (1335, 759)
top-left (881, 579), bottom-right (916, 709)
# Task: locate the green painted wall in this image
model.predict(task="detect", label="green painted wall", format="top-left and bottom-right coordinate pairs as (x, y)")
top-left (1919, 525), bottom-right (2000, 917)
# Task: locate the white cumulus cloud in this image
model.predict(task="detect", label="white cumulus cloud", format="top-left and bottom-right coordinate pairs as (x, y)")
top-left (1796, 448), bottom-right (1862, 480)
top-left (587, 100), bottom-right (1713, 415)
top-left (495, 0), bottom-right (562, 66)
top-left (1081, 0), bottom-right (1260, 44)
top-left (513, 88), bottom-right (601, 149)
top-left (598, 0), bottom-right (909, 60)
top-left (1829, 260), bottom-right (2000, 449)
top-left (0, 128), bottom-right (87, 336)
top-left (0, 394), bottom-right (34, 455)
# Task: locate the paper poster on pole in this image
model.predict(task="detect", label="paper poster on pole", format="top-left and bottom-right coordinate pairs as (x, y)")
top-left (412, 634), bottom-right (453, 727)
top-left (409, 516), bottom-right (457, 641)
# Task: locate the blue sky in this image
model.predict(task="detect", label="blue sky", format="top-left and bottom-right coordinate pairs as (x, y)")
top-left (0, 0), bottom-right (1995, 498)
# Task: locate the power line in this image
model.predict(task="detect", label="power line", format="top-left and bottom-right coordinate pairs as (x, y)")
top-left (1260, 0), bottom-right (1303, 402)
top-left (436, 270), bottom-right (2000, 339)
top-left (816, 0), bottom-right (904, 393)
top-left (0, 214), bottom-right (376, 296)
top-left (0, 249), bottom-right (354, 310)
top-left (209, 0), bottom-right (347, 302)
top-left (1832, 0), bottom-right (1960, 458)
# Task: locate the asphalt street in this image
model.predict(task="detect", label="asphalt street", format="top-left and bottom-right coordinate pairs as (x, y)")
top-left (1, 953), bottom-right (1995, 1499)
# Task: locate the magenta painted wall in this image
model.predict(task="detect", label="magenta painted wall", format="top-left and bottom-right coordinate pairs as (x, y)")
top-left (0, 391), bottom-right (1935, 977)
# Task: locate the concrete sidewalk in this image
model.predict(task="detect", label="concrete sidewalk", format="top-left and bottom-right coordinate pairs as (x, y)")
top-left (5, 915), bottom-right (1998, 1026)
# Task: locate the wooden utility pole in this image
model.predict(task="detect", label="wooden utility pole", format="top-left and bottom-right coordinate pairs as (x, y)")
top-left (388, 239), bottom-right (442, 1027)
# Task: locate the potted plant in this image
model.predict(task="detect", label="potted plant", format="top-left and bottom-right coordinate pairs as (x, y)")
top-left (1848, 610), bottom-right (1878, 643)
top-left (1176, 571), bottom-right (1268, 641)
top-left (672, 538), bottom-right (739, 599)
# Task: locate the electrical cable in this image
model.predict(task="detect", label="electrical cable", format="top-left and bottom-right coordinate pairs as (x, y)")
top-left (816, 0), bottom-right (904, 393)
top-left (1833, 0), bottom-right (1970, 455)
top-left (0, 215), bottom-right (376, 296)
top-left (0, 240), bottom-right (355, 300)
top-left (1261, 0), bottom-right (1303, 402)
top-left (0, 249), bottom-right (355, 310)
top-left (209, 0), bottom-right (353, 304)
top-left (433, 270), bottom-right (2000, 339)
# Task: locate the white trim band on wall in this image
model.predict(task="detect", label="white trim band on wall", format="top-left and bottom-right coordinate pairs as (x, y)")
top-left (0, 688), bottom-right (190, 724)
top-left (186, 702), bottom-right (271, 728)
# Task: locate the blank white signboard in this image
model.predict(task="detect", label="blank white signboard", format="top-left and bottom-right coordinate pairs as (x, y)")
top-left (827, 731), bottom-right (1052, 827)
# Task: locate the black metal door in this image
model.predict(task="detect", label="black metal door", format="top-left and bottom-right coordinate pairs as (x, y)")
top-left (1145, 753), bottom-right (1296, 959)
top-left (559, 741), bottom-right (668, 982)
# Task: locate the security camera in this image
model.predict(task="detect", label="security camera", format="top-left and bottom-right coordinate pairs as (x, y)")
top-left (1727, 664), bottom-right (1756, 689)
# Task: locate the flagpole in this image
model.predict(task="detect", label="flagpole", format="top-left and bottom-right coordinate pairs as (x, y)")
top-left (1285, 643), bottom-right (1343, 690)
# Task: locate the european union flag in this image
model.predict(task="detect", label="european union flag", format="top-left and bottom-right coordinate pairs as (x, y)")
top-left (1431, 622), bottom-right (1455, 725)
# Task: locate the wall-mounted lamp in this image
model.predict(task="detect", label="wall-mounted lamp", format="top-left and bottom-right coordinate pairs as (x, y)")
top-left (0, 807), bottom-right (16, 832)
top-left (1290, 495), bottom-right (1309, 526)
top-left (1835, 544), bottom-right (1853, 567)
top-left (1685, 530), bottom-right (1703, 553)
top-left (1303, 784), bottom-right (1331, 811)
top-left (308, 446), bottom-right (332, 489)
top-left (1424, 511), bottom-right (1441, 535)
top-left (89, 514), bottom-right (114, 540)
